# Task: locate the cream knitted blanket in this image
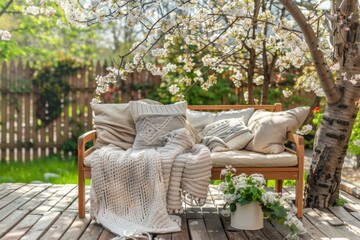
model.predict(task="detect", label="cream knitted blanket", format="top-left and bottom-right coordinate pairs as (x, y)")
top-left (89, 128), bottom-right (212, 237)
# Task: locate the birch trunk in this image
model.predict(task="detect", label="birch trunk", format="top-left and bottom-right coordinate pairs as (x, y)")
top-left (280, 0), bottom-right (360, 207)
top-left (305, 82), bottom-right (359, 206)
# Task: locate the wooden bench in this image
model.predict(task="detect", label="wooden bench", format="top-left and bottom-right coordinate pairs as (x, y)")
top-left (78, 103), bottom-right (305, 218)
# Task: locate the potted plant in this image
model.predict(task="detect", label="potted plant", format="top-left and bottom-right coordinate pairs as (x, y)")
top-left (219, 166), bottom-right (305, 239)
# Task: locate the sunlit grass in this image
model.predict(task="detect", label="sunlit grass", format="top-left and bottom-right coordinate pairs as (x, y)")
top-left (0, 156), bottom-right (90, 185)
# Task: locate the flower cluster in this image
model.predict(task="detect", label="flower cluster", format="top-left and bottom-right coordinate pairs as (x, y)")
top-left (219, 166), bottom-right (305, 238)
top-left (36, 1), bottom-right (334, 103)
top-left (0, 30), bottom-right (11, 41)
top-left (92, 67), bottom-right (123, 103)
top-left (23, 6), bottom-right (56, 16)
top-left (296, 124), bottom-right (313, 135)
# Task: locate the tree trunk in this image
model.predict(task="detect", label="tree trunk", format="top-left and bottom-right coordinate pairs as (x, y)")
top-left (280, 0), bottom-right (360, 207)
top-left (305, 81), bottom-right (359, 207)
top-left (305, 0), bottom-right (360, 207)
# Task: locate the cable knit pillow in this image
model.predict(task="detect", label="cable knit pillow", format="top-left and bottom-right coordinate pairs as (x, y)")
top-left (201, 118), bottom-right (254, 150)
top-left (245, 106), bottom-right (310, 154)
top-left (91, 103), bottom-right (135, 150)
top-left (130, 101), bottom-right (187, 149)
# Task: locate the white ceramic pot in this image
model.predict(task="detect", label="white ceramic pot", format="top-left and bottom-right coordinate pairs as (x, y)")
top-left (230, 202), bottom-right (264, 230)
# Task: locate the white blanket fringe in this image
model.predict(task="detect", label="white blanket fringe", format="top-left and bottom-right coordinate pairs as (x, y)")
top-left (90, 128), bottom-right (212, 237)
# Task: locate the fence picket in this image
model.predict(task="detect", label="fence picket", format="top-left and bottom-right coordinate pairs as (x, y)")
top-left (8, 61), bottom-right (15, 161)
top-left (1, 62), bottom-right (8, 162)
top-left (0, 60), bottom-right (161, 162)
top-left (24, 62), bottom-right (31, 161)
top-left (16, 61), bottom-right (24, 162)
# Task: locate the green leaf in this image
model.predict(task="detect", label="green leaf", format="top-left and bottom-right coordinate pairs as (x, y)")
top-left (230, 203), bottom-right (237, 212)
top-left (239, 198), bottom-right (251, 206)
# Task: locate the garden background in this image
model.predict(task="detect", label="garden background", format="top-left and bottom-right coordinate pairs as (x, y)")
top-left (0, 0), bottom-right (359, 189)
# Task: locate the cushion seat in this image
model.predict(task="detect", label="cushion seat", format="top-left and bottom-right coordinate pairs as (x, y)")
top-left (211, 150), bottom-right (297, 168)
top-left (85, 149), bottom-right (297, 168)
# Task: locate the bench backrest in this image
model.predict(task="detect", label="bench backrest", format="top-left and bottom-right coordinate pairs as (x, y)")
top-left (188, 103), bottom-right (282, 112)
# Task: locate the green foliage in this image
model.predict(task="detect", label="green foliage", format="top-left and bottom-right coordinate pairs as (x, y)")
top-left (348, 112), bottom-right (360, 156)
top-left (220, 168), bottom-right (304, 235)
top-left (60, 119), bottom-right (93, 156)
top-left (146, 37), bottom-right (238, 104)
top-left (0, 156), bottom-right (90, 184)
top-left (0, 1), bottom-right (99, 62)
top-left (0, 39), bottom-right (26, 61)
top-left (334, 198), bottom-right (347, 207)
top-left (32, 58), bottom-right (85, 126)
top-left (149, 79), bottom-right (237, 105)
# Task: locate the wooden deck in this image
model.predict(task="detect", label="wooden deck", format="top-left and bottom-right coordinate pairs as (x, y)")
top-left (1, 183), bottom-right (360, 240)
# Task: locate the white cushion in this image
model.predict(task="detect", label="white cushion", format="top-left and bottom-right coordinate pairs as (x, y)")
top-left (186, 110), bottom-right (216, 132)
top-left (85, 149), bottom-right (297, 168)
top-left (214, 108), bottom-right (254, 125)
top-left (211, 150), bottom-right (298, 167)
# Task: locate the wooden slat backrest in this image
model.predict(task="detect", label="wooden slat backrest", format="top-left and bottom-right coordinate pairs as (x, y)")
top-left (188, 103), bottom-right (282, 112)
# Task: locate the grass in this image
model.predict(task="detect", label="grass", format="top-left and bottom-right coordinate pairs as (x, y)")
top-left (0, 156), bottom-right (90, 185)
top-left (1, 157), bottom-right (308, 188)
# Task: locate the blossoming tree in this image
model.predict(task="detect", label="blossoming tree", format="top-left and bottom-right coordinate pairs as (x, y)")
top-left (24, 0), bottom-right (359, 208)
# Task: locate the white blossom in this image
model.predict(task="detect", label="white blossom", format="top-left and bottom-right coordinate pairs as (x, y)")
top-left (243, 91), bottom-right (249, 103)
top-left (184, 57), bottom-right (195, 72)
top-left (282, 89), bottom-right (293, 98)
top-left (296, 124), bottom-right (313, 135)
top-left (151, 48), bottom-right (168, 57)
top-left (262, 192), bottom-right (278, 205)
top-left (169, 84), bottom-right (180, 95)
top-left (331, 62), bottom-right (340, 71)
top-left (0, 30), bottom-right (11, 41)
top-left (254, 75), bottom-right (264, 85)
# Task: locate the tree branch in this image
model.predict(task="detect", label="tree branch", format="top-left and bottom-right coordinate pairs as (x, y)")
top-left (0, 0), bottom-right (14, 16)
top-left (279, 0), bottom-right (341, 104)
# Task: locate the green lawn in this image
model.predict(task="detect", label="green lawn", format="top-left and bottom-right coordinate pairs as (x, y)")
top-left (1, 157), bottom-right (307, 188)
top-left (0, 157), bottom-right (90, 184)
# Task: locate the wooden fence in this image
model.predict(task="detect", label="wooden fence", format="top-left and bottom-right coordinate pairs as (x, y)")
top-left (0, 60), bottom-right (161, 162)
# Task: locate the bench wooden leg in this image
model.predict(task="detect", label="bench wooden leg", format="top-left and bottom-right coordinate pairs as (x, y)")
top-left (295, 178), bottom-right (304, 218)
top-left (78, 173), bottom-right (85, 218)
top-left (275, 180), bottom-right (283, 193)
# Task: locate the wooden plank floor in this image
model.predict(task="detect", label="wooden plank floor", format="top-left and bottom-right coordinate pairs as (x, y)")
top-left (0, 183), bottom-right (360, 240)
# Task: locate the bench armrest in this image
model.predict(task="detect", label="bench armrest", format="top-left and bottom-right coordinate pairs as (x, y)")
top-left (78, 130), bottom-right (97, 168)
top-left (286, 132), bottom-right (305, 169)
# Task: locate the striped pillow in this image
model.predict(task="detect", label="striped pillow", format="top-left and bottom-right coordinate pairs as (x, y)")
top-left (201, 118), bottom-right (254, 150)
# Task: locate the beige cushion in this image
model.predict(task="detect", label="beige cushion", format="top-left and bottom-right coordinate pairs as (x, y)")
top-left (130, 101), bottom-right (187, 149)
top-left (186, 110), bottom-right (216, 132)
top-left (85, 149), bottom-right (298, 168)
top-left (214, 108), bottom-right (254, 125)
top-left (201, 118), bottom-right (254, 150)
top-left (245, 106), bottom-right (310, 154)
top-left (91, 103), bottom-right (135, 150)
top-left (211, 150), bottom-right (297, 167)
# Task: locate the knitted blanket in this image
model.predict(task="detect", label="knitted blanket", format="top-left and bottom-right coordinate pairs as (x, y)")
top-left (89, 128), bottom-right (212, 237)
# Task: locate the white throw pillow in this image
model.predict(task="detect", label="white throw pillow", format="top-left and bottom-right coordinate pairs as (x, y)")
top-left (245, 106), bottom-right (310, 154)
top-left (214, 108), bottom-right (254, 125)
top-left (201, 118), bottom-right (254, 150)
top-left (186, 110), bottom-right (216, 132)
top-left (130, 101), bottom-right (187, 149)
